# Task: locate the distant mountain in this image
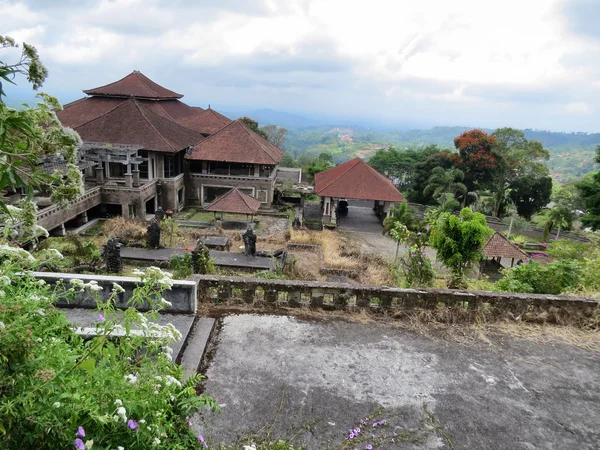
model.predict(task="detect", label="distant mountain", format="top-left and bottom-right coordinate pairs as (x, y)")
top-left (221, 108), bottom-right (328, 128)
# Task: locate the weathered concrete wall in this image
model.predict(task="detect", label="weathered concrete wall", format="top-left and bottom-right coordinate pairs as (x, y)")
top-left (159, 174), bottom-right (185, 212)
top-left (37, 187), bottom-right (102, 232)
top-left (190, 274), bottom-right (599, 321)
top-left (101, 180), bottom-right (158, 219)
top-left (32, 272), bottom-right (197, 314)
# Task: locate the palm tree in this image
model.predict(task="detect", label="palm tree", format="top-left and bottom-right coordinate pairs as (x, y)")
top-left (423, 167), bottom-right (467, 210)
top-left (537, 205), bottom-right (574, 241)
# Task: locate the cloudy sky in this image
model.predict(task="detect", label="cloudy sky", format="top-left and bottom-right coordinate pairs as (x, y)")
top-left (2, 0), bottom-right (600, 131)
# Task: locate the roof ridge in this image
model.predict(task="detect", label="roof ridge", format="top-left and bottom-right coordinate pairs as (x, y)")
top-left (72, 98), bottom-right (129, 129)
top-left (133, 99), bottom-right (177, 151)
top-left (363, 159), bottom-right (400, 192)
top-left (134, 71), bottom-right (160, 98)
top-left (317, 158), bottom-right (360, 192)
top-left (239, 122), bottom-right (279, 164)
top-left (236, 188), bottom-right (254, 209)
top-left (83, 71), bottom-right (133, 96)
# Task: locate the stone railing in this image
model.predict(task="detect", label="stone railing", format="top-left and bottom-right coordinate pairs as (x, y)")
top-left (101, 178), bottom-right (158, 196)
top-left (190, 274), bottom-right (599, 321)
top-left (190, 173), bottom-right (275, 182)
top-left (31, 272), bottom-right (197, 314)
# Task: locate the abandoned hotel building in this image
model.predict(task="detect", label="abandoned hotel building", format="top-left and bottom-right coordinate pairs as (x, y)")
top-left (31, 71), bottom-right (287, 235)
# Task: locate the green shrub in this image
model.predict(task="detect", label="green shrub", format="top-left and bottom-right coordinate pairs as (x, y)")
top-left (578, 250), bottom-right (600, 291)
top-left (170, 251), bottom-right (193, 279)
top-left (0, 262), bottom-right (217, 449)
top-left (497, 259), bottom-right (581, 295)
top-left (546, 240), bottom-right (591, 261)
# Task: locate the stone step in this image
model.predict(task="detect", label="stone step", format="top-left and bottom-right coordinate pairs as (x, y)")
top-left (180, 317), bottom-right (216, 380)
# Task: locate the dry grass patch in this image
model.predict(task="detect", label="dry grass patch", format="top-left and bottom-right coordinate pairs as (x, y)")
top-left (103, 217), bottom-right (147, 241)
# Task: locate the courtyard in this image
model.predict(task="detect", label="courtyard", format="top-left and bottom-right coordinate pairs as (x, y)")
top-left (194, 314), bottom-right (600, 450)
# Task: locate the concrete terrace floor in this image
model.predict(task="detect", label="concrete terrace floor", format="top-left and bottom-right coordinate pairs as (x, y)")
top-left (193, 315), bottom-right (600, 449)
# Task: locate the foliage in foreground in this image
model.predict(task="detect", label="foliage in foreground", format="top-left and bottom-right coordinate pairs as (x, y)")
top-left (496, 259), bottom-right (581, 295)
top-left (0, 263), bottom-right (217, 449)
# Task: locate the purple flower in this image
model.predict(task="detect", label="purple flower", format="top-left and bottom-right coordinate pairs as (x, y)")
top-left (74, 438), bottom-right (85, 450)
top-left (349, 432), bottom-right (355, 439)
top-left (198, 434), bottom-right (207, 448)
top-left (127, 419), bottom-right (139, 430)
top-left (97, 313), bottom-right (105, 322)
top-left (76, 426), bottom-right (85, 437)
top-left (366, 445), bottom-right (373, 450)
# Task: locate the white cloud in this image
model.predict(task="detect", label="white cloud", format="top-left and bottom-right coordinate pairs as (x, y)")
top-left (565, 102), bottom-right (592, 114)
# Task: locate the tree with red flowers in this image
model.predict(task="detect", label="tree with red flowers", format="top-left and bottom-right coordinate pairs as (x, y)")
top-left (453, 129), bottom-right (499, 192)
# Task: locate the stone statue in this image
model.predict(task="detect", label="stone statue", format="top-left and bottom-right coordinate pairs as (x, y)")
top-left (154, 207), bottom-right (165, 221)
top-left (192, 240), bottom-right (211, 274)
top-left (103, 237), bottom-right (123, 273)
top-left (146, 219), bottom-right (161, 249)
top-left (242, 225), bottom-right (257, 257)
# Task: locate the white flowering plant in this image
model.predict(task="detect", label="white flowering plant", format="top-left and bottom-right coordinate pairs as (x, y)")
top-left (0, 261), bottom-right (218, 449)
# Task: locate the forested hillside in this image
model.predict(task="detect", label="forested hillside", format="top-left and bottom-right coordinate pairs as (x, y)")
top-left (283, 125), bottom-right (600, 181)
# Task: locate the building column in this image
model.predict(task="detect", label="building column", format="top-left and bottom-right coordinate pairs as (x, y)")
top-left (95, 166), bottom-right (104, 184)
top-left (132, 169), bottom-right (140, 187)
top-left (254, 164), bottom-right (260, 178)
top-left (124, 172), bottom-right (133, 188)
top-left (80, 211), bottom-right (88, 224)
top-left (323, 196), bottom-right (331, 217)
top-left (53, 223), bottom-right (66, 237)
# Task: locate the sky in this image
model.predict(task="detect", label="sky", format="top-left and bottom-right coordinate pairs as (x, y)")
top-left (2, 0), bottom-right (600, 132)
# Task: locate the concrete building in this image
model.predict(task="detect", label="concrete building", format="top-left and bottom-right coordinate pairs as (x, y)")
top-left (38, 71), bottom-right (285, 234)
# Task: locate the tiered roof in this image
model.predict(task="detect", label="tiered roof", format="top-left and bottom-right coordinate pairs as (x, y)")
top-left (186, 120), bottom-right (284, 165)
top-left (204, 188), bottom-right (262, 215)
top-left (179, 108), bottom-right (232, 136)
top-left (83, 71), bottom-right (183, 99)
top-left (73, 98), bottom-right (203, 153)
top-left (314, 158), bottom-right (404, 202)
top-left (482, 232), bottom-right (529, 260)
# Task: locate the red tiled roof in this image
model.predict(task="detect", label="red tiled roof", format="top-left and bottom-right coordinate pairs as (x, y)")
top-left (482, 232), bottom-right (529, 260)
top-left (179, 108), bottom-right (232, 135)
top-left (73, 98), bottom-right (203, 153)
top-left (57, 96), bottom-right (127, 128)
top-left (186, 120), bottom-right (284, 164)
top-left (314, 158), bottom-right (404, 202)
top-left (204, 188), bottom-right (261, 215)
top-left (58, 96), bottom-right (200, 129)
top-left (83, 71), bottom-right (183, 99)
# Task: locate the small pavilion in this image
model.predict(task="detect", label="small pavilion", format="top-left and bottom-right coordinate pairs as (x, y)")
top-left (314, 158), bottom-right (404, 226)
top-left (480, 232), bottom-right (530, 280)
top-left (204, 188), bottom-right (262, 222)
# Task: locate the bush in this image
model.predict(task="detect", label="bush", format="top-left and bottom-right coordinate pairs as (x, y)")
top-left (546, 240), bottom-right (591, 261)
top-left (103, 216), bottom-right (147, 241)
top-left (170, 251), bottom-right (193, 279)
top-left (578, 250), bottom-right (600, 292)
top-left (497, 259), bottom-right (581, 295)
top-left (399, 243), bottom-right (434, 287)
top-left (0, 263), bottom-right (217, 449)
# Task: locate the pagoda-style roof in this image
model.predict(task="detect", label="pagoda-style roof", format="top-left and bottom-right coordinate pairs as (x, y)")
top-left (315, 158), bottom-right (404, 202)
top-left (73, 98), bottom-right (203, 153)
top-left (186, 120), bottom-right (284, 165)
top-left (179, 108), bottom-right (232, 135)
top-left (58, 96), bottom-right (200, 129)
top-left (83, 71), bottom-right (183, 99)
top-left (204, 188), bottom-right (262, 215)
top-left (482, 232), bottom-right (529, 260)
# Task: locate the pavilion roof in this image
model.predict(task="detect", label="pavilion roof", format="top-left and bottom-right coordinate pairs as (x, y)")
top-left (204, 188), bottom-right (262, 215)
top-left (186, 120), bottom-right (284, 165)
top-left (179, 108), bottom-right (232, 135)
top-left (83, 71), bottom-right (183, 99)
top-left (314, 158), bottom-right (404, 202)
top-left (72, 98), bottom-right (203, 153)
top-left (482, 232), bottom-right (529, 260)
top-left (58, 96), bottom-right (200, 129)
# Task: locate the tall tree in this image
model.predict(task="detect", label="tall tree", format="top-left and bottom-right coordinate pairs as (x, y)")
top-left (490, 128), bottom-right (549, 217)
top-left (452, 129), bottom-right (499, 192)
top-left (406, 150), bottom-right (454, 204)
top-left (509, 175), bottom-right (553, 220)
top-left (259, 125), bottom-right (287, 147)
top-left (237, 117), bottom-right (268, 139)
top-left (423, 167), bottom-right (467, 211)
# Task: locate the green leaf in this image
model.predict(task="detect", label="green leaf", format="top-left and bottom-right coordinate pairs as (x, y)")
top-left (78, 358), bottom-right (96, 375)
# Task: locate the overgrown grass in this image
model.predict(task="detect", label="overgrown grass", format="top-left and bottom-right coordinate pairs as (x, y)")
top-left (103, 216), bottom-right (147, 241)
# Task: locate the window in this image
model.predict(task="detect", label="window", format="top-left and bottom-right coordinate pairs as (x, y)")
top-left (108, 162), bottom-right (125, 178)
top-left (203, 186), bottom-right (231, 204)
top-left (138, 150), bottom-right (149, 179)
top-left (256, 190), bottom-right (268, 204)
top-left (128, 204), bottom-right (136, 218)
top-left (164, 152), bottom-right (184, 178)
